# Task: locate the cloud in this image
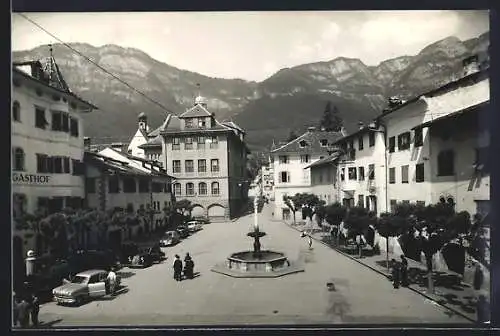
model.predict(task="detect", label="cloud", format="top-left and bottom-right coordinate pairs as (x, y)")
top-left (288, 21), bottom-right (341, 62)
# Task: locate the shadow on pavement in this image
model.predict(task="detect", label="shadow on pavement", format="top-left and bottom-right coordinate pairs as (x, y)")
top-left (117, 271), bottom-right (135, 279)
top-left (35, 318), bottom-right (63, 328)
top-left (99, 286), bottom-right (130, 301)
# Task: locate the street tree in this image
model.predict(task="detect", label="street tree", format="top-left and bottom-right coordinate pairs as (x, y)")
top-left (283, 195), bottom-right (299, 224)
top-left (343, 206), bottom-right (374, 257)
top-left (319, 101), bottom-right (343, 132)
top-left (174, 199), bottom-right (193, 218)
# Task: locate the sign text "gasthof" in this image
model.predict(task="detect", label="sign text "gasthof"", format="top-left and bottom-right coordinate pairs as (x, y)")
top-left (12, 173), bottom-right (51, 184)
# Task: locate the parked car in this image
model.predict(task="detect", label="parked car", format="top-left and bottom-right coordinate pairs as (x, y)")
top-left (186, 221), bottom-right (203, 232)
top-left (128, 253), bottom-right (154, 268)
top-left (68, 250), bottom-right (120, 274)
top-left (193, 217), bottom-right (210, 224)
top-left (176, 226), bottom-right (190, 239)
top-left (160, 231), bottom-right (181, 247)
top-left (136, 243), bottom-right (165, 263)
top-left (24, 256), bottom-right (72, 301)
top-left (52, 269), bottom-right (121, 306)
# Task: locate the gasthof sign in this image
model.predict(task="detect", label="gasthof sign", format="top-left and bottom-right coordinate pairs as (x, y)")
top-left (12, 173), bottom-right (51, 184)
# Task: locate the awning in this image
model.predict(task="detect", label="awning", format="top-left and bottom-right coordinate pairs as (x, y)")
top-left (413, 101), bottom-right (488, 129)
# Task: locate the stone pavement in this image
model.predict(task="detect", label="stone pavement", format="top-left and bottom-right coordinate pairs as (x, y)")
top-left (281, 217), bottom-right (484, 323)
top-left (34, 207), bottom-right (471, 327)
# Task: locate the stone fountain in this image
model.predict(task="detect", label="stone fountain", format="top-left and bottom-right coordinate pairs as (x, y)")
top-left (211, 196), bottom-right (304, 278)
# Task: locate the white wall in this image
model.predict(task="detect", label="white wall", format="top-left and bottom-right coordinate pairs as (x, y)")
top-left (127, 129), bottom-right (147, 158)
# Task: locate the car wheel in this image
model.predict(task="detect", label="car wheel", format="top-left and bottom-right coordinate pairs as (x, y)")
top-left (75, 296), bottom-right (85, 306)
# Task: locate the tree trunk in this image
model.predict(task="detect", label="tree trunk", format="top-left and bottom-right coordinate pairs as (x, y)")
top-left (386, 235), bottom-right (390, 273)
top-left (427, 255), bottom-right (434, 294)
top-left (292, 211), bottom-right (296, 224)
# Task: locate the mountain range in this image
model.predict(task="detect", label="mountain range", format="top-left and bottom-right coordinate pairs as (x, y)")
top-left (12, 32), bottom-right (489, 151)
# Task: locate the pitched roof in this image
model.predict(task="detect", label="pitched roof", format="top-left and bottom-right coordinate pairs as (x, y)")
top-left (418, 101), bottom-right (488, 129)
top-left (84, 152), bottom-right (150, 176)
top-left (179, 104), bottom-right (212, 118)
top-left (139, 135), bottom-right (162, 148)
top-left (222, 121), bottom-right (245, 134)
top-left (104, 147), bottom-right (171, 177)
top-left (271, 130), bottom-right (343, 155)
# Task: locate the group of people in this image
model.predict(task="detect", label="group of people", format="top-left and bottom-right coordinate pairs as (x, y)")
top-left (391, 255), bottom-right (409, 289)
top-left (173, 253), bottom-right (195, 281)
top-left (12, 290), bottom-right (39, 328)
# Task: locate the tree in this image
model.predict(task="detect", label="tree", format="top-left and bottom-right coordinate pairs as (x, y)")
top-left (319, 101), bottom-right (343, 132)
top-left (283, 195), bottom-right (299, 224)
top-left (174, 199), bottom-right (193, 222)
top-left (294, 193), bottom-right (323, 221)
top-left (287, 131), bottom-right (299, 142)
top-left (343, 206), bottom-right (374, 257)
top-left (376, 212), bottom-right (408, 271)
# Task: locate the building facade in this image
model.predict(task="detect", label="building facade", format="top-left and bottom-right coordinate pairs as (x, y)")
top-left (305, 155), bottom-right (338, 205)
top-left (261, 164), bottom-right (274, 199)
top-left (378, 64), bottom-right (489, 214)
top-left (12, 56), bottom-right (97, 216)
top-left (84, 149), bottom-right (174, 232)
top-left (270, 127), bottom-right (343, 220)
top-left (128, 112), bottom-right (166, 166)
top-left (160, 96), bottom-right (249, 220)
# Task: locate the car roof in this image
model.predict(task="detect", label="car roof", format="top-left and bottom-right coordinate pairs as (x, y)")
top-left (76, 269), bottom-right (107, 277)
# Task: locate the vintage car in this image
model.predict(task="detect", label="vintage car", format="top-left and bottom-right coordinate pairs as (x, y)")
top-left (136, 243), bottom-right (165, 263)
top-left (176, 226), bottom-right (190, 239)
top-left (160, 231), bottom-right (181, 247)
top-left (128, 253), bottom-right (154, 268)
top-left (52, 269), bottom-right (120, 305)
top-left (186, 221), bottom-right (203, 232)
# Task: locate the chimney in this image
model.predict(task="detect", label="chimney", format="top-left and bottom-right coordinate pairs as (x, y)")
top-left (358, 121), bottom-right (364, 130)
top-left (307, 126), bottom-right (316, 132)
top-left (84, 137), bottom-right (91, 151)
top-left (463, 55), bottom-right (480, 76)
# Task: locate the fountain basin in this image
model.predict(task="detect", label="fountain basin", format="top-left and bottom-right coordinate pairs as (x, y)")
top-left (211, 250), bottom-right (304, 278)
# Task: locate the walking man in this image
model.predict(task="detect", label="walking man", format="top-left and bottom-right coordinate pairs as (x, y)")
top-left (308, 235), bottom-right (313, 250)
top-left (17, 297), bottom-right (31, 328)
top-left (173, 255), bottom-right (183, 281)
top-left (391, 258), bottom-right (401, 289)
top-left (184, 253), bottom-right (195, 279)
top-left (400, 255), bottom-right (409, 287)
top-left (30, 293), bottom-right (40, 327)
top-left (107, 267), bottom-right (117, 295)
top-left (13, 292), bottom-right (20, 327)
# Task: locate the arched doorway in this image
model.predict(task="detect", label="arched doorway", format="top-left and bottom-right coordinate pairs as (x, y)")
top-left (208, 204), bottom-right (225, 221)
top-left (191, 205), bottom-right (205, 218)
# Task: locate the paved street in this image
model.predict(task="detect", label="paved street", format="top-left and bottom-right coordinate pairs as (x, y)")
top-left (37, 205), bottom-right (471, 327)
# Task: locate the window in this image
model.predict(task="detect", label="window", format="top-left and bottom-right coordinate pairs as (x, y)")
top-left (278, 155), bottom-right (289, 164)
top-left (108, 176), bottom-right (120, 193)
top-left (389, 168), bottom-right (396, 184)
top-left (475, 147), bottom-right (489, 173)
top-left (211, 159), bottom-right (219, 172)
top-left (174, 183), bottom-right (181, 196)
top-left (210, 136), bottom-right (218, 149)
top-left (12, 148), bottom-right (25, 171)
top-left (402, 200), bottom-right (410, 205)
top-left (198, 118), bottom-right (206, 128)
top-left (53, 157), bottom-right (63, 174)
top-left (185, 137), bottom-right (193, 150)
top-left (185, 160), bottom-right (194, 173)
top-left (185, 118), bottom-right (194, 128)
top-left (340, 168), bottom-right (345, 181)
top-left (86, 178), bottom-right (96, 193)
top-left (12, 101), bottom-right (20, 122)
top-left (280, 171), bottom-right (290, 183)
top-left (347, 148), bottom-right (356, 161)
top-left (415, 163), bottom-right (425, 182)
top-left (416, 201), bottom-right (426, 207)
top-left (414, 128), bottom-right (423, 147)
top-left (348, 167), bottom-right (357, 180)
top-left (369, 132), bottom-right (375, 147)
top-left (138, 179), bottom-right (150, 193)
top-left (437, 150), bottom-right (455, 176)
top-left (398, 132), bottom-right (411, 150)
top-left (62, 113), bottom-right (69, 132)
top-left (164, 183), bottom-right (172, 193)
top-left (198, 159), bottom-right (206, 173)
top-left (401, 165), bottom-right (409, 183)
top-left (37, 154), bottom-right (47, 173)
top-left (211, 182), bottom-right (220, 195)
top-left (186, 183), bottom-right (194, 196)
top-left (172, 160), bottom-right (181, 173)
top-left (320, 139), bottom-right (328, 147)
top-left (368, 164), bottom-right (375, 180)
top-left (358, 167), bottom-right (365, 181)
top-left (197, 136), bottom-right (206, 149)
top-left (13, 193), bottom-right (27, 217)
top-left (72, 159), bottom-right (84, 176)
top-left (35, 107), bottom-right (47, 129)
top-left (388, 136), bottom-right (396, 153)
top-left (299, 140), bottom-right (308, 148)
top-left (199, 182), bottom-right (207, 195)
top-left (390, 199), bottom-right (397, 213)
top-left (51, 111), bottom-right (61, 131)
top-left (172, 138), bottom-right (180, 150)
top-left (70, 118), bottom-right (79, 137)
top-left (358, 195), bottom-right (365, 208)
top-left (300, 155), bottom-right (310, 163)
top-left (358, 136), bottom-right (364, 150)
top-left (63, 157), bottom-right (70, 173)
top-left (123, 177), bottom-right (137, 193)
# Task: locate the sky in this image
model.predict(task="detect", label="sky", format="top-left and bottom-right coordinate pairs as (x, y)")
top-left (12, 11), bottom-right (489, 82)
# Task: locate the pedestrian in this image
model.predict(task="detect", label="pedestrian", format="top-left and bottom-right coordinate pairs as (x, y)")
top-left (308, 235), bottom-right (313, 250)
top-left (400, 255), bottom-right (409, 287)
top-left (16, 297), bottom-right (31, 328)
top-left (30, 293), bottom-right (40, 327)
top-left (173, 255), bottom-right (183, 281)
top-left (391, 258), bottom-right (401, 289)
top-left (184, 253), bottom-right (195, 279)
top-left (477, 294), bottom-right (490, 324)
top-left (473, 261), bottom-right (484, 291)
top-left (107, 267), bottom-right (117, 295)
top-left (13, 292), bottom-right (20, 327)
